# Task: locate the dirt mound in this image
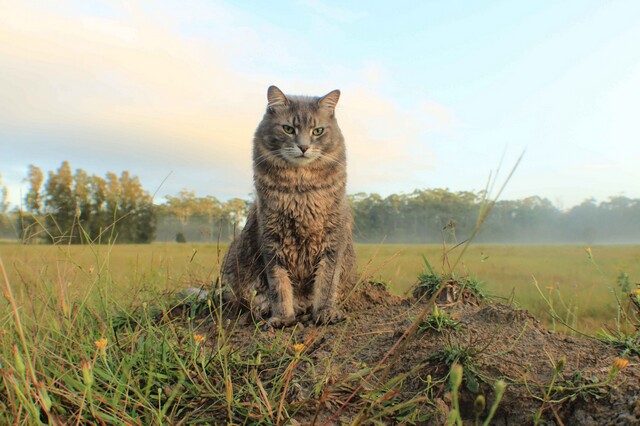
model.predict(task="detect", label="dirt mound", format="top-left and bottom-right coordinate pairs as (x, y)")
top-left (210, 281), bottom-right (640, 425)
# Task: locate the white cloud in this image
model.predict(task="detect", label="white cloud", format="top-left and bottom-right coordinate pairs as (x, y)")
top-left (0, 1), bottom-right (453, 203)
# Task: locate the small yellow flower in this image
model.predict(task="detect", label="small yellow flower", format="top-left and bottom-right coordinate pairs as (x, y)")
top-left (585, 247), bottom-right (593, 260)
top-left (612, 357), bottom-right (629, 371)
top-left (545, 286), bottom-right (554, 293)
top-left (94, 338), bottom-right (107, 350)
top-left (631, 289), bottom-right (640, 297)
top-left (293, 343), bottom-right (305, 354)
top-left (193, 334), bottom-right (205, 344)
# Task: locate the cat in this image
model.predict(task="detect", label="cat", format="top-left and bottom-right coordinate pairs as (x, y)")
top-left (221, 85), bottom-right (356, 328)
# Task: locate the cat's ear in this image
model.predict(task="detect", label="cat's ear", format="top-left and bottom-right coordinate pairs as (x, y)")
top-left (267, 86), bottom-right (289, 109)
top-left (318, 89), bottom-right (340, 110)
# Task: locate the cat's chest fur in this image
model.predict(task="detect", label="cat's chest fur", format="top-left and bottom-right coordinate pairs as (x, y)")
top-left (256, 166), bottom-right (343, 281)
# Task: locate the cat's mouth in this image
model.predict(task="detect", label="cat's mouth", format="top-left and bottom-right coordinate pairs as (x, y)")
top-left (287, 153), bottom-right (316, 166)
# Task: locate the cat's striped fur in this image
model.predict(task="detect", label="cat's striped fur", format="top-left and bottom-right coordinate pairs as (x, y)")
top-left (222, 86), bottom-right (356, 327)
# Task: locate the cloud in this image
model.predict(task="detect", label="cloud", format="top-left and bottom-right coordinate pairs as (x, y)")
top-left (0, 1), bottom-right (453, 202)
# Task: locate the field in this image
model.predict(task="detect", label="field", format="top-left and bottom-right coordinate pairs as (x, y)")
top-left (1, 242), bottom-right (639, 424)
top-left (2, 242), bottom-right (638, 331)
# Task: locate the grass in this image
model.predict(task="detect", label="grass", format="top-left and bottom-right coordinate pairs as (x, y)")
top-left (0, 241), bottom-right (637, 423)
top-left (3, 242), bottom-right (635, 330)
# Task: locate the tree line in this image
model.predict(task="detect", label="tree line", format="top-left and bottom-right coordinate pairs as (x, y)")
top-left (1, 163), bottom-right (639, 244)
top-left (349, 190), bottom-right (640, 244)
top-left (11, 162), bottom-right (155, 243)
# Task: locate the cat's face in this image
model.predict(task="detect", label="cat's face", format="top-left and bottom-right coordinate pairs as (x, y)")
top-left (255, 86), bottom-right (343, 168)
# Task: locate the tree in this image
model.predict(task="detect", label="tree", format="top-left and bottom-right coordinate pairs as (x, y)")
top-left (0, 173), bottom-right (8, 216)
top-left (198, 195), bottom-right (224, 241)
top-left (166, 189), bottom-right (197, 229)
top-left (19, 162), bottom-right (156, 244)
top-left (20, 165), bottom-right (45, 242)
top-left (0, 174), bottom-right (11, 237)
top-left (116, 171), bottom-right (156, 243)
top-left (44, 161), bottom-right (76, 243)
top-left (25, 165), bottom-right (44, 214)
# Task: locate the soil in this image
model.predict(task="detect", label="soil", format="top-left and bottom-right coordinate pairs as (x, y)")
top-left (199, 281), bottom-right (640, 425)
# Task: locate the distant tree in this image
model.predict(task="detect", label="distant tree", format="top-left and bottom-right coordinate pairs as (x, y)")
top-left (19, 165), bottom-right (46, 242)
top-left (44, 161), bottom-right (76, 243)
top-left (0, 174), bottom-right (11, 237)
top-left (25, 165), bottom-right (44, 214)
top-left (110, 171), bottom-right (156, 243)
top-left (18, 162), bottom-right (156, 244)
top-left (198, 195), bottom-right (224, 241)
top-left (166, 189), bottom-right (197, 231)
top-left (0, 173), bottom-right (8, 216)
top-left (224, 198), bottom-right (249, 238)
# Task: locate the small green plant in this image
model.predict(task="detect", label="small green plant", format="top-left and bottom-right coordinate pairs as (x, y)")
top-left (446, 364), bottom-right (506, 426)
top-left (526, 354), bottom-right (629, 425)
top-left (581, 249), bottom-right (640, 356)
top-left (419, 305), bottom-right (461, 333)
top-left (431, 342), bottom-right (482, 393)
top-left (616, 271), bottom-right (632, 293)
top-left (414, 256), bottom-right (486, 303)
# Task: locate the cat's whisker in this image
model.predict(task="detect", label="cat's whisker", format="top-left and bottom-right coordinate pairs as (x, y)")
top-left (320, 152), bottom-right (346, 168)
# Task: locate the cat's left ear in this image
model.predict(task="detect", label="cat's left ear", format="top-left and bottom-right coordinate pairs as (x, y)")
top-left (318, 89), bottom-right (340, 111)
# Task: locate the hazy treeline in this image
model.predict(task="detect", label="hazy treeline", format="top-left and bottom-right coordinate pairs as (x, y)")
top-left (1, 163), bottom-right (639, 244)
top-left (349, 190), bottom-right (640, 244)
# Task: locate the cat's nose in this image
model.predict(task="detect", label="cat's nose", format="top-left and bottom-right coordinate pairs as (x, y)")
top-left (298, 145), bottom-right (310, 153)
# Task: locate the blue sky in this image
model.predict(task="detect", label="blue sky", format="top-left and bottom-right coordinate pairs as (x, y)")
top-left (1, 0), bottom-right (639, 209)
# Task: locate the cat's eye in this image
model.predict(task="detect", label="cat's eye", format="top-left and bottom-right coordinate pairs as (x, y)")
top-left (282, 125), bottom-right (295, 134)
top-left (312, 127), bottom-right (324, 136)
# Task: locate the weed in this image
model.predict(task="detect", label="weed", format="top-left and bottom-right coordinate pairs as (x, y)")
top-left (526, 354), bottom-right (629, 425)
top-left (446, 363), bottom-right (506, 426)
top-left (419, 305), bottom-right (461, 333)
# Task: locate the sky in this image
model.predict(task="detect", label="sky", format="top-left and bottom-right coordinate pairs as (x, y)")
top-left (1, 0), bottom-right (639, 210)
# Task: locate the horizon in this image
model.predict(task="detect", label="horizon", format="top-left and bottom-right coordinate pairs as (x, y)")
top-left (2, 1), bottom-right (639, 210)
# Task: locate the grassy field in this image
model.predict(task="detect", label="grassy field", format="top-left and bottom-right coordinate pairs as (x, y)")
top-left (1, 242), bottom-right (638, 423)
top-left (2, 242), bottom-right (637, 331)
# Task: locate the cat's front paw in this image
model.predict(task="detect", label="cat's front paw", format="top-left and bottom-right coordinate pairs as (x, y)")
top-left (262, 315), bottom-right (297, 330)
top-left (313, 308), bottom-right (345, 325)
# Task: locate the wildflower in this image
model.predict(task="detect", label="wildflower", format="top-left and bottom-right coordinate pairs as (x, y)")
top-left (612, 357), bottom-right (629, 371)
top-left (631, 289), bottom-right (640, 298)
top-left (194, 334), bottom-right (205, 344)
top-left (94, 338), bottom-right (107, 350)
top-left (293, 343), bottom-right (305, 354)
top-left (545, 286), bottom-right (554, 293)
top-left (585, 247), bottom-right (593, 259)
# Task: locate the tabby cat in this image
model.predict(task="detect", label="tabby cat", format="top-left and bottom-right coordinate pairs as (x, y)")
top-left (221, 85), bottom-right (356, 328)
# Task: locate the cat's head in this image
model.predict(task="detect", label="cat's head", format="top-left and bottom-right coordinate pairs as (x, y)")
top-left (255, 86), bottom-right (344, 168)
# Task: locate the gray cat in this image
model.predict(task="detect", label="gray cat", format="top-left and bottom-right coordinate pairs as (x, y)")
top-left (221, 86), bottom-right (356, 328)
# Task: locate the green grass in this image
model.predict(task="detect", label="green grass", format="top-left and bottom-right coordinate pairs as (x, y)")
top-left (0, 242), bottom-right (637, 423)
top-left (356, 243), bottom-right (640, 331)
top-left (2, 243), bottom-right (638, 331)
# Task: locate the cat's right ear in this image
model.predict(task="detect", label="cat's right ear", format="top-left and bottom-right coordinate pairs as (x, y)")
top-left (267, 86), bottom-right (289, 112)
